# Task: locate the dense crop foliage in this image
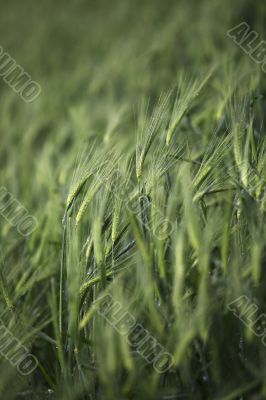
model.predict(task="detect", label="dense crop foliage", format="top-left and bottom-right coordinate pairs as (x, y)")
top-left (1, 0), bottom-right (266, 399)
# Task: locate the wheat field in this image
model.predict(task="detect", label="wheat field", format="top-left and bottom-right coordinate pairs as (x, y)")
top-left (0, 0), bottom-right (266, 399)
